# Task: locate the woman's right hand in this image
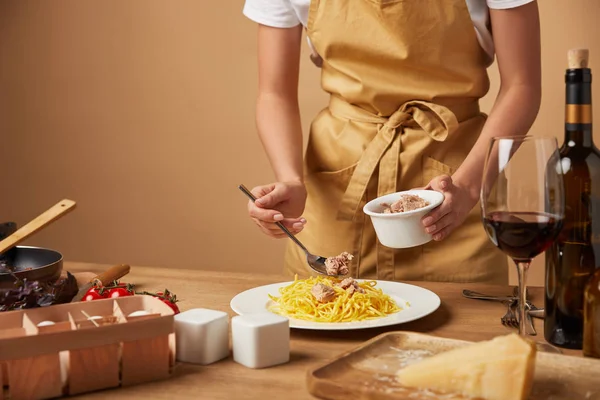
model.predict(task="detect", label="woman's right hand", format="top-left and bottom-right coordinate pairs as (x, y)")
top-left (247, 181), bottom-right (308, 238)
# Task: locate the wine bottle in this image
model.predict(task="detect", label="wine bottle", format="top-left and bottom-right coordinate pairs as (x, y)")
top-left (584, 268), bottom-right (600, 358)
top-left (545, 48), bottom-right (600, 349)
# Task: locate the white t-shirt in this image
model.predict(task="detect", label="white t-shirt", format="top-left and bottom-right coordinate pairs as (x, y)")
top-left (243, 0), bottom-right (534, 65)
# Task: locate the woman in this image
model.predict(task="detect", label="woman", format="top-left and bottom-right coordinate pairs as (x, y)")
top-left (243, 0), bottom-right (541, 283)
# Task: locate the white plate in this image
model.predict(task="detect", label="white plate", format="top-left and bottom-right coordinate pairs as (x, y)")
top-left (229, 280), bottom-right (441, 330)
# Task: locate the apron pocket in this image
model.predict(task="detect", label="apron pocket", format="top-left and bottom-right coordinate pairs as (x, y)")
top-left (307, 163), bottom-right (359, 203)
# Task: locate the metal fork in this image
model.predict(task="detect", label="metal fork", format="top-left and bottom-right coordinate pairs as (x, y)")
top-left (500, 299), bottom-right (518, 328)
top-left (501, 289), bottom-right (537, 335)
top-left (462, 288), bottom-right (544, 318)
top-left (471, 288), bottom-right (537, 335)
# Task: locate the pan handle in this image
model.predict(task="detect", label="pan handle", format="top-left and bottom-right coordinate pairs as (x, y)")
top-left (91, 264), bottom-right (131, 286)
top-left (0, 199), bottom-right (77, 255)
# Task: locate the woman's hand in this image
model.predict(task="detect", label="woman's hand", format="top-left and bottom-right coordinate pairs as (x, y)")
top-left (420, 175), bottom-right (479, 241)
top-left (247, 181), bottom-right (308, 238)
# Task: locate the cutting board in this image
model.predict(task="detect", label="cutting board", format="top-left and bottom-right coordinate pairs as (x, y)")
top-left (306, 331), bottom-right (600, 400)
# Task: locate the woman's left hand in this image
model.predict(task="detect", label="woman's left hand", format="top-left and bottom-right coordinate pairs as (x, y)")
top-left (420, 175), bottom-right (478, 241)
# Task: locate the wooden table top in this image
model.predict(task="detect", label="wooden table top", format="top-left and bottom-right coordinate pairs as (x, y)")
top-left (64, 261), bottom-right (581, 400)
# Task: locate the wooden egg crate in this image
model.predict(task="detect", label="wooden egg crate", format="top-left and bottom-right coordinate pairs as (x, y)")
top-left (0, 295), bottom-right (176, 400)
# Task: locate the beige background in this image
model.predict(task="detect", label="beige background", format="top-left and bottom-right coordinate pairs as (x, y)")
top-left (0, 0), bottom-right (598, 286)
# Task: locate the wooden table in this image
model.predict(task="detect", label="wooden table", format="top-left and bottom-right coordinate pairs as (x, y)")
top-left (64, 261), bottom-right (581, 400)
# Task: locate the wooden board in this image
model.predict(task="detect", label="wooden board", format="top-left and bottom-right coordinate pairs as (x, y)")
top-left (306, 331), bottom-right (600, 400)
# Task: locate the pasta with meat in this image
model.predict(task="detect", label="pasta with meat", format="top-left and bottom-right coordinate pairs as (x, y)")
top-left (268, 275), bottom-right (401, 323)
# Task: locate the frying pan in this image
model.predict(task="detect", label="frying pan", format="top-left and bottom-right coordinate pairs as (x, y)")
top-left (0, 200), bottom-right (76, 289)
top-left (0, 245), bottom-right (64, 289)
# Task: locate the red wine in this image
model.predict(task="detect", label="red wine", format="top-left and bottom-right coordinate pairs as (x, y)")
top-left (545, 49), bottom-right (600, 349)
top-left (483, 211), bottom-right (562, 262)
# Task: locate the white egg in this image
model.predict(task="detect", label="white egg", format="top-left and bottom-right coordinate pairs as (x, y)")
top-left (37, 321), bottom-right (55, 327)
top-left (128, 310), bottom-right (151, 318)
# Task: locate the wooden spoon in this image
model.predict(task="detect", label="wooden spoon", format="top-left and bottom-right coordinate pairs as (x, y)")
top-left (0, 199), bottom-right (77, 256)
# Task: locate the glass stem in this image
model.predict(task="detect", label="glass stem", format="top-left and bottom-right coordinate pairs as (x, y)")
top-left (516, 261), bottom-right (530, 336)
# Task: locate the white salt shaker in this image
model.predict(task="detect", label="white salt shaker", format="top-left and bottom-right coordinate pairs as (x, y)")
top-left (174, 308), bottom-right (230, 365)
top-left (232, 313), bottom-right (290, 369)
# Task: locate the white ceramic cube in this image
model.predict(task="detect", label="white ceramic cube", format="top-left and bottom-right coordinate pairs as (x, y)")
top-left (174, 308), bottom-right (229, 365)
top-left (232, 313), bottom-right (290, 369)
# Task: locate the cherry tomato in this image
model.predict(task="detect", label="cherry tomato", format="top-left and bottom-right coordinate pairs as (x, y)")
top-left (155, 291), bottom-right (180, 314)
top-left (137, 289), bottom-right (180, 314)
top-left (106, 287), bottom-right (134, 298)
top-left (81, 281), bottom-right (135, 301)
top-left (82, 287), bottom-right (107, 301)
top-left (103, 281), bottom-right (135, 298)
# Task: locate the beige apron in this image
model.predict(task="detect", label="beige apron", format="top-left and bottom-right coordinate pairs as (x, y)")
top-left (284, 0), bottom-right (508, 284)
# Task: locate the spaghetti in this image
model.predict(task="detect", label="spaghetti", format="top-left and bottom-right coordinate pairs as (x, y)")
top-left (268, 275), bottom-right (401, 323)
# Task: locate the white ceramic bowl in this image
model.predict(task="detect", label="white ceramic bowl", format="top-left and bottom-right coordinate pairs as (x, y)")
top-left (363, 190), bottom-right (445, 248)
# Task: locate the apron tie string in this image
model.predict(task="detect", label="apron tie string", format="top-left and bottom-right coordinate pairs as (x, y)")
top-left (329, 96), bottom-right (460, 222)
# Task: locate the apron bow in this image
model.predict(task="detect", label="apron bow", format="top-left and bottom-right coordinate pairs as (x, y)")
top-left (384, 109), bottom-right (410, 130)
top-left (329, 96), bottom-right (460, 222)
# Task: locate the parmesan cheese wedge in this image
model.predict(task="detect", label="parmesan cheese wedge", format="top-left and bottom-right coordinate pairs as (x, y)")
top-left (396, 333), bottom-right (537, 400)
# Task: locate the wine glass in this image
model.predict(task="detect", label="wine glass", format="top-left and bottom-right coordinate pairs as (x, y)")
top-left (481, 136), bottom-right (565, 351)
